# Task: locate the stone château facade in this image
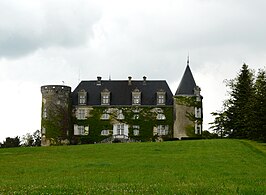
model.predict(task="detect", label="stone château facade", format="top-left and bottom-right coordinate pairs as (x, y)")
top-left (41, 63), bottom-right (203, 146)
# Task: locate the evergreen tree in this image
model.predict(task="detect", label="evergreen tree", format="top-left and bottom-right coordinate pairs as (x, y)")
top-left (252, 69), bottom-right (266, 141)
top-left (223, 64), bottom-right (254, 138)
top-left (210, 111), bottom-right (230, 138)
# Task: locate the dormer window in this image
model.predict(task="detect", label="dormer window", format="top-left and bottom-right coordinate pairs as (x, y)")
top-left (101, 89), bottom-right (110, 105)
top-left (157, 90), bottom-right (166, 105)
top-left (78, 90), bottom-right (87, 105)
top-left (132, 88), bottom-right (141, 105)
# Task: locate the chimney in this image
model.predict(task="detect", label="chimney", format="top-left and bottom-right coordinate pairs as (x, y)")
top-left (128, 76), bottom-right (132, 85)
top-left (143, 76), bottom-right (147, 85)
top-left (97, 76), bottom-right (102, 85)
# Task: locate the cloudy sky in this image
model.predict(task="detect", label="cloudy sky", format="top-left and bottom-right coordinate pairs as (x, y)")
top-left (0, 0), bottom-right (266, 142)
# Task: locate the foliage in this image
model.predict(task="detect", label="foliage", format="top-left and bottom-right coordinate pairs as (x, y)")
top-left (210, 64), bottom-right (266, 142)
top-left (251, 69), bottom-right (266, 142)
top-left (225, 64), bottom-right (255, 138)
top-left (201, 130), bottom-right (219, 139)
top-left (21, 133), bottom-right (34, 147)
top-left (210, 111), bottom-right (230, 137)
top-left (74, 106), bottom-right (173, 143)
top-left (174, 96), bottom-right (203, 137)
top-left (174, 96), bottom-right (201, 108)
top-left (1, 136), bottom-right (20, 148)
top-left (42, 96), bottom-right (72, 145)
top-left (0, 140), bottom-right (265, 194)
top-left (21, 130), bottom-right (41, 147)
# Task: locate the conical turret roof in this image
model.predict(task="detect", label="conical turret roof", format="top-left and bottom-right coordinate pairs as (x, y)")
top-left (175, 65), bottom-right (196, 95)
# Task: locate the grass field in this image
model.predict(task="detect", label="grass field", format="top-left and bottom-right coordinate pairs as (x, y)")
top-left (0, 139), bottom-right (265, 194)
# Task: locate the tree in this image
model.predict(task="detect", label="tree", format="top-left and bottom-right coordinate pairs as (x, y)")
top-left (32, 130), bottom-right (41, 146)
top-left (1, 137), bottom-right (20, 148)
top-left (225, 64), bottom-right (255, 138)
top-left (210, 111), bottom-right (230, 138)
top-left (21, 130), bottom-right (42, 147)
top-left (252, 69), bottom-right (266, 141)
top-left (21, 133), bottom-right (34, 147)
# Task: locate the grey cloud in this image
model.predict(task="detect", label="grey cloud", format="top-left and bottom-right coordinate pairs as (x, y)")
top-left (0, 0), bottom-right (101, 58)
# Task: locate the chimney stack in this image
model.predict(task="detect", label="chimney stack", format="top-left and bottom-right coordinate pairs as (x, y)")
top-left (128, 76), bottom-right (132, 85)
top-left (143, 76), bottom-right (147, 85)
top-left (97, 76), bottom-right (102, 85)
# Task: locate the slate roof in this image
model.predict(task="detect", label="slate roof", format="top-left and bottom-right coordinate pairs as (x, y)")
top-left (72, 79), bottom-right (173, 106)
top-left (175, 65), bottom-right (197, 96)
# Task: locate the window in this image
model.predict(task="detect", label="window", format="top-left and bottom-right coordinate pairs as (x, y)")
top-left (102, 94), bottom-right (109, 104)
top-left (195, 121), bottom-right (201, 134)
top-left (195, 108), bottom-right (201, 118)
top-left (101, 130), bottom-right (110, 136)
top-left (101, 113), bottom-right (110, 120)
top-left (117, 110), bottom-right (125, 120)
top-left (156, 113), bottom-right (166, 120)
top-left (155, 125), bottom-right (169, 136)
top-left (133, 125), bottom-right (140, 136)
top-left (157, 91), bottom-right (166, 105)
top-left (42, 127), bottom-right (46, 134)
top-left (74, 125), bottom-right (89, 135)
top-left (132, 89), bottom-right (141, 105)
top-left (113, 123), bottom-right (129, 138)
top-left (133, 114), bottom-right (139, 120)
top-left (77, 109), bottom-right (86, 120)
top-left (78, 90), bottom-right (87, 105)
top-left (43, 108), bottom-right (47, 118)
top-left (101, 89), bottom-right (110, 105)
top-left (117, 124), bottom-right (125, 135)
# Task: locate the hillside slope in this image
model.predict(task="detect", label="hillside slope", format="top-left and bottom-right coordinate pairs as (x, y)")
top-left (0, 139), bottom-right (265, 194)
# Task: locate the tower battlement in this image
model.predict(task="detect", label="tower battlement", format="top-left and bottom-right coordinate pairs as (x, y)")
top-left (41, 85), bottom-right (71, 94)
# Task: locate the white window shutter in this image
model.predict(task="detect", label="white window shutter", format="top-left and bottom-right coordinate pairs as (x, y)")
top-left (124, 124), bottom-right (129, 136)
top-left (153, 127), bottom-right (157, 135)
top-left (113, 124), bottom-right (117, 135)
top-left (85, 126), bottom-right (89, 135)
top-left (74, 124), bottom-right (79, 135)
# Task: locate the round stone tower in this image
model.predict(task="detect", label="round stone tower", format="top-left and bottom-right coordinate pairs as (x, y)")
top-left (41, 85), bottom-right (72, 146)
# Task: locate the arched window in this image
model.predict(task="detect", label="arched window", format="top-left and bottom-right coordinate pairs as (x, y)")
top-left (156, 113), bottom-right (166, 120)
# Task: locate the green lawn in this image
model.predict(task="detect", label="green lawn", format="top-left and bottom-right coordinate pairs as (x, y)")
top-left (0, 139), bottom-right (265, 194)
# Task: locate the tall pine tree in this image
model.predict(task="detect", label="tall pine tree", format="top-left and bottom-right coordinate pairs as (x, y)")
top-left (252, 69), bottom-right (266, 141)
top-left (225, 64), bottom-right (254, 138)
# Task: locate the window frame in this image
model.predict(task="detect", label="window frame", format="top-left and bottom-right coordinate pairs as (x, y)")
top-left (132, 89), bottom-right (141, 105)
top-left (77, 109), bottom-right (86, 120)
top-left (101, 89), bottom-right (110, 105)
top-left (78, 90), bottom-right (87, 105)
top-left (157, 91), bottom-right (166, 105)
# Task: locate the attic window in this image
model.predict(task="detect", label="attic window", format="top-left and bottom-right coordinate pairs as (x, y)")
top-left (101, 89), bottom-right (110, 105)
top-left (78, 90), bottom-right (87, 105)
top-left (157, 90), bottom-right (166, 105)
top-left (132, 88), bottom-right (141, 105)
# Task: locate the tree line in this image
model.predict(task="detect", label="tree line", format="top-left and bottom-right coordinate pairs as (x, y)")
top-left (0, 130), bottom-right (41, 148)
top-left (210, 64), bottom-right (266, 142)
